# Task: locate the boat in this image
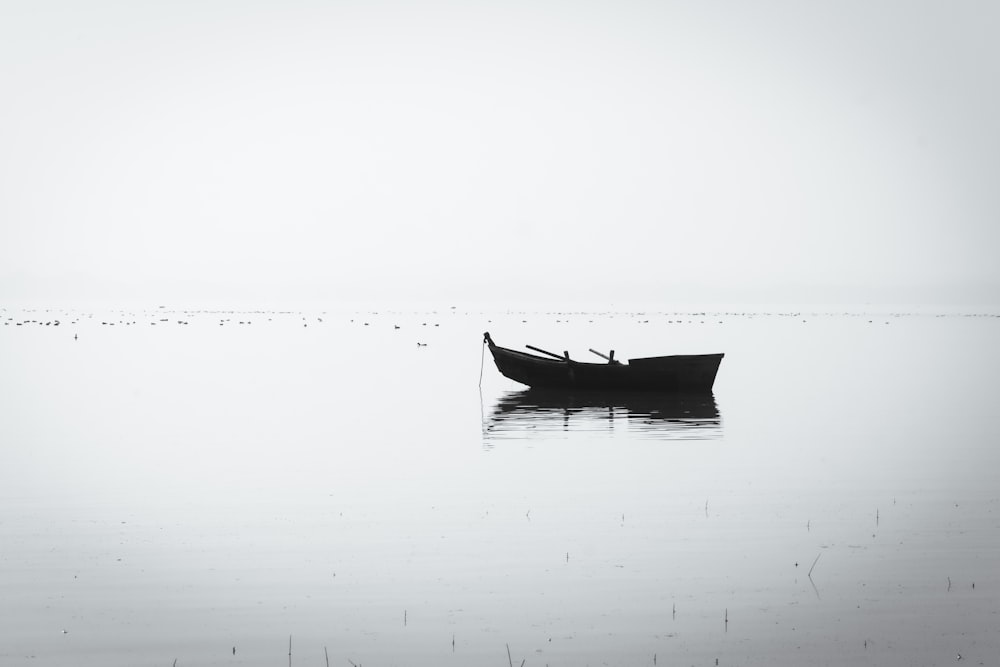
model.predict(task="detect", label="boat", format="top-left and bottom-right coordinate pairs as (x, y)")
top-left (483, 332), bottom-right (723, 391)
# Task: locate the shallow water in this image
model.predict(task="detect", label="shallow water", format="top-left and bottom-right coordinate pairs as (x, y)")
top-left (2, 305), bottom-right (998, 666)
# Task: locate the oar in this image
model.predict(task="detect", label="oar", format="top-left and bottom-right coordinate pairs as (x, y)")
top-left (526, 344), bottom-right (569, 361)
top-left (589, 348), bottom-right (618, 363)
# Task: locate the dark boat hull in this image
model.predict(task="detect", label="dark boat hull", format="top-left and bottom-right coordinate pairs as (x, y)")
top-left (485, 334), bottom-right (723, 392)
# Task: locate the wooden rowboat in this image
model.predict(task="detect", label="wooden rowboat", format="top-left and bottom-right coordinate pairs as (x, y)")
top-left (484, 332), bottom-right (723, 392)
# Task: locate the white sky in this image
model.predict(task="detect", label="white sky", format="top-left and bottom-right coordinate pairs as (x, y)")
top-left (2, 0), bottom-right (998, 306)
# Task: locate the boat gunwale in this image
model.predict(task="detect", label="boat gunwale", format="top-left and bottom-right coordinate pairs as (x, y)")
top-left (488, 342), bottom-right (724, 367)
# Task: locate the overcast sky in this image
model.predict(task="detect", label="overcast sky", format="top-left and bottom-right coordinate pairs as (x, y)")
top-left (2, 0), bottom-right (997, 307)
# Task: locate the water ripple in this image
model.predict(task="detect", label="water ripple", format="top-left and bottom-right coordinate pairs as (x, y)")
top-left (483, 389), bottom-right (722, 442)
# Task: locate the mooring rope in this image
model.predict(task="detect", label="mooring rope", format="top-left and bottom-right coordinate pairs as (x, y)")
top-left (478, 339), bottom-right (488, 436)
top-left (478, 337), bottom-right (486, 387)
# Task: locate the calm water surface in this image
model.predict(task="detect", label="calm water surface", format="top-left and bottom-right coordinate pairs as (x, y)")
top-left (1, 305), bottom-right (998, 666)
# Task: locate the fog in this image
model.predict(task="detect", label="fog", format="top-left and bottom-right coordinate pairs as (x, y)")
top-left (2, 0), bottom-right (998, 307)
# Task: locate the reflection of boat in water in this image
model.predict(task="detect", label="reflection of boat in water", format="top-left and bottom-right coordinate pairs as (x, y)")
top-left (483, 388), bottom-right (722, 442)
